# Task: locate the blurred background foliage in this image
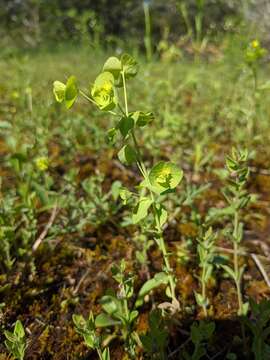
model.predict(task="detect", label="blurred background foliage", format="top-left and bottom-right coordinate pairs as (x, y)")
top-left (0, 0), bottom-right (265, 51)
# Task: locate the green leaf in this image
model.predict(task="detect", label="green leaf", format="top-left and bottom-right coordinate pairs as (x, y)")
top-left (131, 111), bottom-right (154, 127)
top-left (65, 76), bottom-right (78, 109)
top-left (194, 292), bottom-right (208, 307)
top-left (4, 330), bottom-right (16, 343)
top-left (121, 54), bottom-right (138, 79)
top-left (14, 320), bottom-right (25, 338)
top-left (53, 80), bottom-right (66, 103)
top-left (241, 302), bottom-right (249, 316)
top-left (91, 72), bottom-right (116, 111)
top-left (100, 295), bottom-right (122, 316)
top-left (221, 265), bottom-right (236, 281)
top-left (102, 348), bottom-right (111, 360)
top-left (103, 56), bottom-right (122, 81)
top-left (132, 197), bottom-right (153, 224)
top-left (83, 334), bottom-right (95, 349)
top-left (135, 272), bottom-right (169, 307)
top-left (149, 161), bottom-right (183, 194)
top-left (119, 188), bottom-right (133, 205)
top-left (111, 181), bottom-right (122, 201)
top-left (72, 314), bottom-right (87, 331)
top-left (156, 204), bottom-right (168, 227)
top-left (118, 144), bottom-right (137, 165)
top-left (106, 127), bottom-right (117, 144)
top-left (129, 310), bottom-right (139, 323)
top-left (118, 116), bottom-right (134, 138)
top-left (95, 313), bottom-right (120, 327)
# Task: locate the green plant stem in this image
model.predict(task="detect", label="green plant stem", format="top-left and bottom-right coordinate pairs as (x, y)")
top-left (233, 210), bottom-right (243, 315)
top-left (97, 348), bottom-right (103, 360)
top-left (201, 268), bottom-right (207, 317)
top-left (122, 72), bottom-right (129, 116)
top-left (121, 70), bottom-right (176, 301)
top-left (252, 66), bottom-right (258, 93)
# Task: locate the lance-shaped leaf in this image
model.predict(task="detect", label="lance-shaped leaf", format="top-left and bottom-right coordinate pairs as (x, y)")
top-left (91, 72), bottom-right (116, 111)
top-left (132, 197), bottom-right (153, 224)
top-left (149, 161), bottom-right (183, 194)
top-left (135, 272), bottom-right (170, 308)
top-left (95, 313), bottom-right (120, 328)
top-left (14, 320), bottom-right (25, 338)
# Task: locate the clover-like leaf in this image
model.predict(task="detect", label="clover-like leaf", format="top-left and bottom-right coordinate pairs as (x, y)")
top-left (91, 72), bottom-right (116, 111)
top-left (149, 161), bottom-right (183, 194)
top-left (121, 54), bottom-right (139, 79)
top-left (132, 197), bottom-right (153, 224)
top-left (118, 144), bottom-right (137, 165)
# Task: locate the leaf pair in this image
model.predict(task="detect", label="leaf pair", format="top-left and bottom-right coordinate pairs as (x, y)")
top-left (103, 54), bottom-right (138, 85)
top-left (53, 76), bottom-right (78, 109)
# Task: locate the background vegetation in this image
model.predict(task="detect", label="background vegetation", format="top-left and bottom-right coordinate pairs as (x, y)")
top-left (0, 1), bottom-right (270, 359)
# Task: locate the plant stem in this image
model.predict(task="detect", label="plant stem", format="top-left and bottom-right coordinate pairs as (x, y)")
top-left (121, 70), bottom-right (176, 301)
top-left (233, 210), bottom-right (243, 315)
top-left (97, 347), bottom-right (103, 360)
top-left (121, 72), bottom-right (129, 116)
top-left (201, 267), bottom-right (207, 317)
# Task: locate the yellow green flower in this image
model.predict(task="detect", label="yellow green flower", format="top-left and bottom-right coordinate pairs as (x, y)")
top-left (251, 40), bottom-right (259, 49)
top-left (91, 72), bottom-right (116, 111)
top-left (35, 157), bottom-right (49, 171)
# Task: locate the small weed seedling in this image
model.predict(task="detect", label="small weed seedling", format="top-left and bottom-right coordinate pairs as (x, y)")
top-left (140, 309), bottom-right (168, 360)
top-left (195, 227), bottom-right (216, 317)
top-left (53, 54), bottom-right (183, 305)
top-left (94, 260), bottom-right (171, 358)
top-left (73, 260), bottom-right (170, 358)
top-left (73, 312), bottom-right (110, 360)
top-left (4, 320), bottom-right (27, 360)
top-left (222, 148), bottom-right (250, 316)
top-left (182, 321), bottom-right (215, 360)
